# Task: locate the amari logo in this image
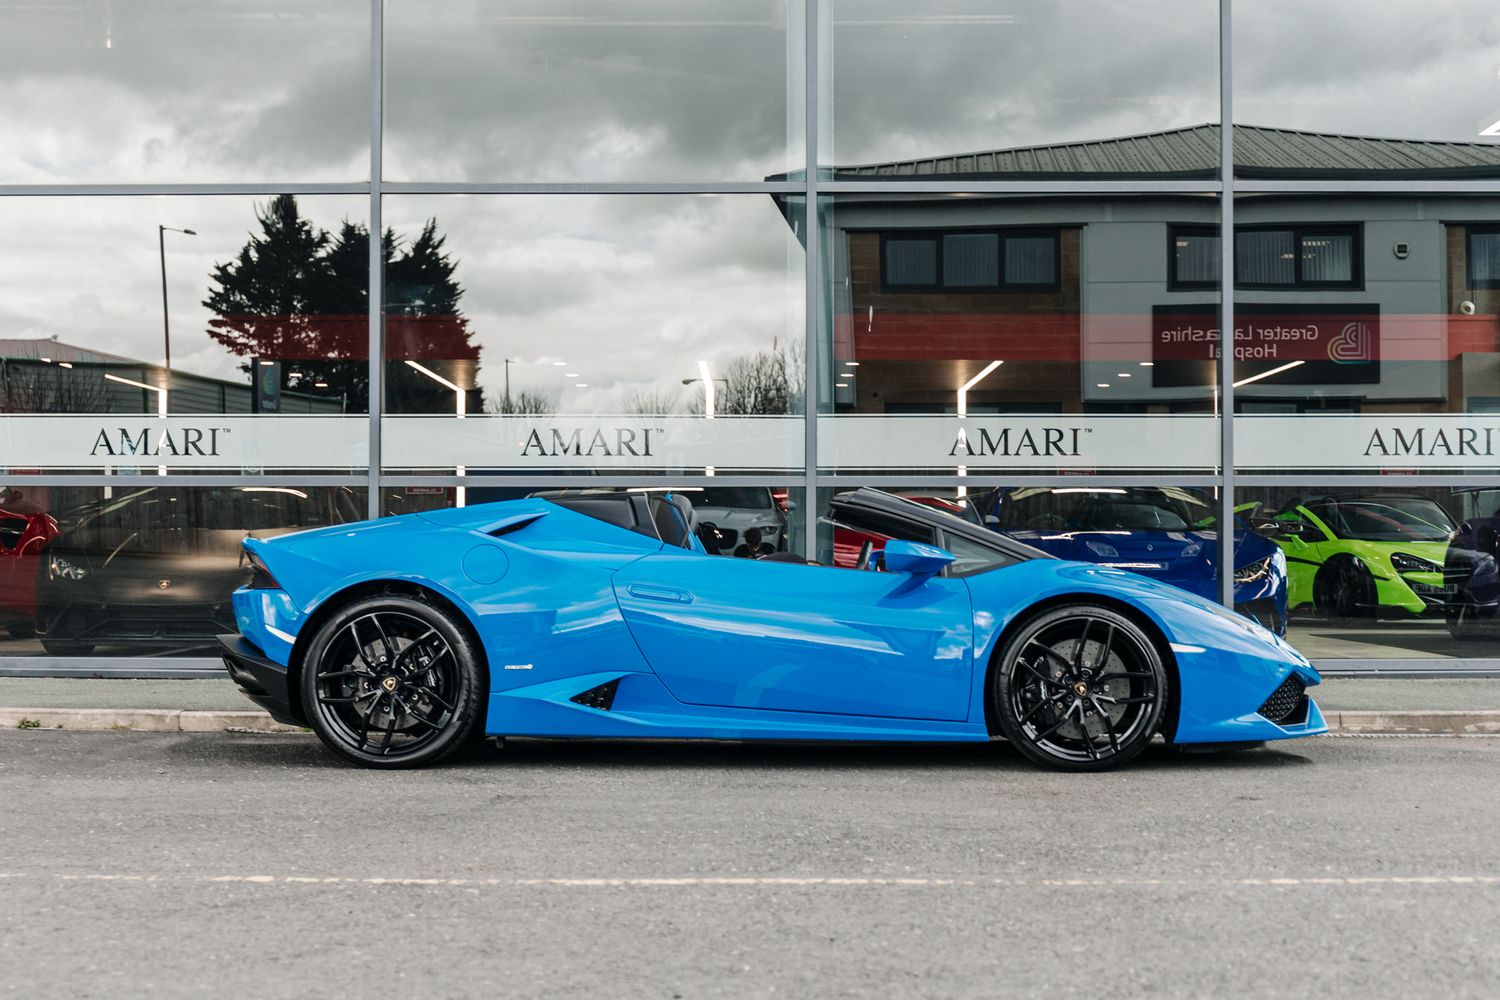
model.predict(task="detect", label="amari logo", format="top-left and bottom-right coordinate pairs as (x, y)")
top-left (520, 426), bottom-right (663, 458)
top-left (949, 425), bottom-right (1089, 458)
top-left (1363, 425), bottom-right (1500, 458)
top-left (90, 427), bottom-right (227, 457)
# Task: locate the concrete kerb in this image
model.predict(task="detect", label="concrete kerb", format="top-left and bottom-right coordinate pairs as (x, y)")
top-left (0, 707), bottom-right (303, 734)
top-left (3, 706), bottom-right (1500, 737)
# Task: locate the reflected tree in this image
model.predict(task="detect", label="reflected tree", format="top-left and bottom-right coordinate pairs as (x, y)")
top-left (687, 340), bottom-right (804, 416)
top-left (204, 195), bottom-right (482, 413)
top-left (621, 386), bottom-right (681, 416)
top-left (486, 389), bottom-right (554, 415)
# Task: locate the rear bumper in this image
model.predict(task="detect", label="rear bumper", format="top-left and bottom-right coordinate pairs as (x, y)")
top-left (217, 634), bottom-right (303, 727)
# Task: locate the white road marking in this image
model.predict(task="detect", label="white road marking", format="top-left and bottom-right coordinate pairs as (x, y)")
top-left (2, 872), bottom-right (1498, 890)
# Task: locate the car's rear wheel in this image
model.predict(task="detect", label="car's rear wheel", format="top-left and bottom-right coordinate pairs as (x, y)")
top-left (1314, 557), bottom-right (1376, 622)
top-left (301, 594), bottom-right (483, 768)
top-left (993, 605), bottom-right (1168, 772)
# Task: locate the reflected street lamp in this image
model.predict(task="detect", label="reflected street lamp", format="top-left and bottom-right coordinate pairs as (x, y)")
top-left (158, 225), bottom-right (196, 373)
top-left (104, 372), bottom-right (169, 476)
top-left (682, 361), bottom-right (728, 477)
top-left (405, 360), bottom-right (469, 507)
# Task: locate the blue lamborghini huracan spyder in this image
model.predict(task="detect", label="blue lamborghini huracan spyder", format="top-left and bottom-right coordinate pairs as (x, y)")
top-left (220, 488), bottom-right (1325, 771)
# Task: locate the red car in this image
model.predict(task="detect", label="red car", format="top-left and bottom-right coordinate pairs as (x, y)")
top-left (1, 487), bottom-right (59, 639)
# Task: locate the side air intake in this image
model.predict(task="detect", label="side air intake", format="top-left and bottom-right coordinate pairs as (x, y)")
top-left (570, 679), bottom-right (621, 711)
top-left (1257, 674), bottom-right (1307, 725)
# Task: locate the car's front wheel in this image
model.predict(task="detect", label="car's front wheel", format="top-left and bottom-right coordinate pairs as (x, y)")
top-left (301, 594), bottom-right (484, 768)
top-left (993, 604), bottom-right (1168, 772)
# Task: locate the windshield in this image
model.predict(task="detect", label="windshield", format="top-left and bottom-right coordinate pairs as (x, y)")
top-left (1313, 499), bottom-right (1455, 542)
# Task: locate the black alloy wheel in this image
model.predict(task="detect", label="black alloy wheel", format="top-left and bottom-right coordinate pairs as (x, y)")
top-left (994, 605), bottom-right (1168, 772)
top-left (301, 594), bottom-right (483, 768)
top-left (1314, 557), bottom-right (1375, 622)
top-left (1445, 580), bottom-right (1487, 641)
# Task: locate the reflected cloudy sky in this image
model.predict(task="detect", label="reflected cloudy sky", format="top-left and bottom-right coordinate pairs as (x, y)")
top-left (2, 1), bottom-right (1499, 414)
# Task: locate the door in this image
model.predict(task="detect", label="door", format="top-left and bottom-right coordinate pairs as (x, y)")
top-left (613, 552), bottom-right (974, 721)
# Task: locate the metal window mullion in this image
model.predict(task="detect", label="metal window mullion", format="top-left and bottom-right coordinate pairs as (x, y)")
top-left (367, 0), bottom-right (384, 520)
top-left (801, 0), bottom-right (819, 561)
top-left (1218, 0), bottom-right (1235, 608)
top-left (0, 183), bottom-right (369, 197)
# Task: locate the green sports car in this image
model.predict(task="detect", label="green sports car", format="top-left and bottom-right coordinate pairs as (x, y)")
top-left (1271, 494), bottom-right (1456, 620)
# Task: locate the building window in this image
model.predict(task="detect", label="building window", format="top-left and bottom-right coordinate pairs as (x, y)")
top-left (881, 230), bottom-right (1060, 291)
top-left (1469, 227), bottom-right (1500, 289)
top-left (1170, 226), bottom-right (1220, 289)
top-left (1168, 224), bottom-right (1362, 290)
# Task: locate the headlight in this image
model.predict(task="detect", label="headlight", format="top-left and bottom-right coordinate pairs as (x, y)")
top-left (1085, 540), bottom-right (1119, 558)
top-left (1390, 552), bottom-right (1442, 575)
top-left (1234, 555), bottom-right (1272, 584)
top-left (48, 555), bottom-right (87, 581)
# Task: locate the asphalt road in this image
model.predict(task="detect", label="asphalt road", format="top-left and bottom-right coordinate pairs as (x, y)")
top-left (2, 732), bottom-right (1498, 999)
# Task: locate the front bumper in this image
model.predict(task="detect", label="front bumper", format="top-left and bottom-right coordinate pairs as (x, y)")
top-left (218, 634), bottom-right (303, 727)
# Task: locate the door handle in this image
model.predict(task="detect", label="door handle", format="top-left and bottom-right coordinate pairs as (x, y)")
top-left (627, 584), bottom-right (694, 604)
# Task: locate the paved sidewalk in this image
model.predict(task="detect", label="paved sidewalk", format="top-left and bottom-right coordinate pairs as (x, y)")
top-left (2, 675), bottom-right (1499, 735)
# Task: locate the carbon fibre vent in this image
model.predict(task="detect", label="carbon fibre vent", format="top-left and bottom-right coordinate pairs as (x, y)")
top-left (571, 679), bottom-right (621, 711)
top-left (1257, 674), bottom-right (1306, 724)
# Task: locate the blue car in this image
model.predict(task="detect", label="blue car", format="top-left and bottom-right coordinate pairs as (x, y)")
top-left (219, 488), bottom-right (1324, 772)
top-left (974, 487), bottom-right (1289, 636)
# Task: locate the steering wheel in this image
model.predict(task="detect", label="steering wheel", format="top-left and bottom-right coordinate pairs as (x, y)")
top-left (854, 540), bottom-right (875, 571)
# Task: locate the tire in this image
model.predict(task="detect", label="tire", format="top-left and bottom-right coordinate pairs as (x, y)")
top-left (1313, 557), bottom-right (1376, 622)
top-left (992, 604), bottom-right (1168, 772)
top-left (40, 639), bottom-right (95, 656)
top-left (1446, 586), bottom-right (1486, 640)
top-left (6, 622), bottom-right (36, 640)
top-left (300, 594), bottom-right (484, 769)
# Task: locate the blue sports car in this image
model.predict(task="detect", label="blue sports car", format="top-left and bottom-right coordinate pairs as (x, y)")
top-left (974, 487), bottom-right (1290, 636)
top-left (219, 488), bottom-right (1325, 771)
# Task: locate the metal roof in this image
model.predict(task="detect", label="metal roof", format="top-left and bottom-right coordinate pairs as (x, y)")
top-left (825, 124), bottom-right (1500, 181)
top-left (0, 338), bottom-right (138, 364)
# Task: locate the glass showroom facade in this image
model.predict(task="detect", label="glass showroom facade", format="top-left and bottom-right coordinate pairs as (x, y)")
top-left (3, 1), bottom-right (1500, 669)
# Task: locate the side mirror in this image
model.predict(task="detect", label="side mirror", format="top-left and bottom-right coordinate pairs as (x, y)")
top-left (882, 539), bottom-right (957, 579)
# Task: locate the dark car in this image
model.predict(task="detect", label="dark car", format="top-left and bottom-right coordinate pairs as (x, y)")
top-left (1445, 510), bottom-right (1500, 639)
top-left (35, 486), bottom-right (362, 655)
top-left (972, 486), bottom-right (1290, 635)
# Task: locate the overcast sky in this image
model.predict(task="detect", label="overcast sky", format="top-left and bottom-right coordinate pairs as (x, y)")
top-left (2, 0), bottom-right (1498, 413)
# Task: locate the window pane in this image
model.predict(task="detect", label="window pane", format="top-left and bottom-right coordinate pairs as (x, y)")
top-left (1239, 485), bottom-right (1496, 660)
top-left (0, 196), bottom-right (370, 475)
top-left (1470, 232), bottom-right (1500, 286)
top-left (886, 239), bottom-right (938, 287)
top-left (825, 0), bottom-right (1218, 177)
top-left (384, 1), bottom-right (802, 182)
top-left (1173, 231), bottom-right (1221, 285)
top-left (0, 485), bottom-right (365, 657)
top-left (1235, 1), bottom-right (1500, 175)
top-left (1233, 195), bottom-right (1500, 477)
top-left (942, 234), bottom-right (998, 287)
top-left (1236, 230), bottom-right (1295, 285)
top-left (381, 195), bottom-right (805, 477)
top-left (819, 193), bottom-right (1220, 475)
top-left (1300, 233), bottom-right (1354, 284)
top-left (0, 2), bottom-right (369, 183)
top-left (1004, 236), bottom-right (1056, 286)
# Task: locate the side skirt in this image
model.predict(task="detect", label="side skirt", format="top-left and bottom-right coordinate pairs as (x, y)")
top-left (484, 670), bottom-right (989, 743)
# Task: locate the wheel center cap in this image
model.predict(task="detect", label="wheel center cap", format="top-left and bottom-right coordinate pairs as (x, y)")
top-left (381, 676), bottom-right (398, 693)
top-left (1073, 681), bottom-right (1089, 697)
